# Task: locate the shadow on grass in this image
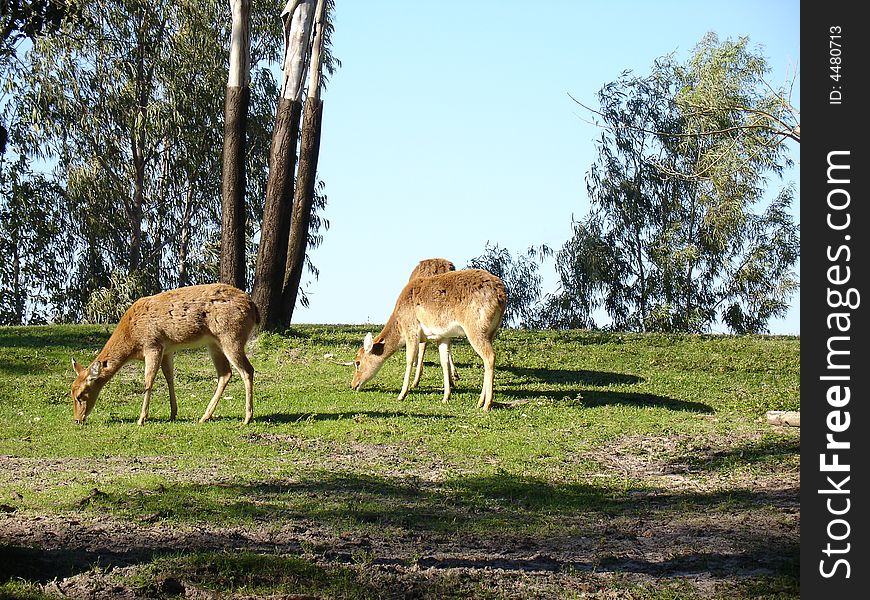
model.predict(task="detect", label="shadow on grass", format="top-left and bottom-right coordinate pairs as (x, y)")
top-left (497, 388), bottom-right (713, 413)
top-left (281, 325), bottom-right (371, 347)
top-left (66, 472), bottom-right (796, 533)
top-left (672, 436), bottom-right (800, 472)
top-left (0, 470), bottom-right (798, 588)
top-left (256, 410), bottom-right (456, 423)
top-left (105, 410), bottom-right (455, 426)
top-left (501, 366), bottom-right (643, 386)
top-left (0, 328), bottom-right (110, 352)
top-left (0, 362), bottom-right (41, 376)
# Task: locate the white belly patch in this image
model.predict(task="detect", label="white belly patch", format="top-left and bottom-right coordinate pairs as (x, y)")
top-left (420, 321), bottom-right (465, 341)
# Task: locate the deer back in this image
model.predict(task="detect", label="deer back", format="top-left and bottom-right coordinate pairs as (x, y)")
top-left (397, 269), bottom-right (506, 335)
top-left (408, 258), bottom-right (456, 281)
top-left (125, 283), bottom-right (259, 348)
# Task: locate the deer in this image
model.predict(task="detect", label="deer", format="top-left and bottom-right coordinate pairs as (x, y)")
top-left (406, 258), bottom-right (458, 389)
top-left (350, 269), bottom-right (506, 410)
top-left (70, 283), bottom-right (259, 426)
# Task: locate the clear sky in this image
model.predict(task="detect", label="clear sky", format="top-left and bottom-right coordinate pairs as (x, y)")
top-left (293, 0), bottom-right (801, 334)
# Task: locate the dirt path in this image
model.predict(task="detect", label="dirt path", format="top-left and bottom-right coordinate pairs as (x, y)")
top-left (0, 430), bottom-right (800, 598)
top-left (2, 489), bottom-right (798, 598)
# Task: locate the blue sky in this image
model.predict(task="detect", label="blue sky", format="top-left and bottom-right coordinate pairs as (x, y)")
top-left (294, 0), bottom-right (801, 333)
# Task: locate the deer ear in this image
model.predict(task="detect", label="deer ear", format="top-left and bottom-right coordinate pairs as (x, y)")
top-left (87, 361), bottom-right (102, 381)
top-left (370, 339), bottom-right (386, 356)
top-left (363, 332), bottom-right (374, 353)
top-left (72, 358), bottom-right (85, 375)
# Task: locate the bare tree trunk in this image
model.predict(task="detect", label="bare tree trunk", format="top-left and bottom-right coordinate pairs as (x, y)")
top-left (11, 222), bottom-right (22, 324)
top-left (178, 185), bottom-right (194, 287)
top-left (220, 0), bottom-right (251, 290)
top-left (280, 0), bottom-right (326, 326)
top-left (129, 27), bottom-right (150, 276)
top-left (130, 144), bottom-right (145, 273)
top-left (251, 0), bottom-right (314, 330)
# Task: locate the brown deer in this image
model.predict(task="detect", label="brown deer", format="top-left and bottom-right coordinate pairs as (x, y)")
top-left (351, 269), bottom-right (506, 410)
top-left (406, 258), bottom-right (457, 388)
top-left (71, 283), bottom-right (259, 425)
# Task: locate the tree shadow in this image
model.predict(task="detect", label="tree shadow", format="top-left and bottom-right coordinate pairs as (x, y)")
top-left (0, 328), bottom-right (110, 351)
top-left (281, 325), bottom-right (370, 347)
top-left (501, 365), bottom-right (643, 386)
top-left (496, 388), bottom-right (713, 413)
top-left (0, 362), bottom-right (40, 376)
top-left (0, 470), bottom-right (798, 586)
top-left (670, 436), bottom-right (800, 472)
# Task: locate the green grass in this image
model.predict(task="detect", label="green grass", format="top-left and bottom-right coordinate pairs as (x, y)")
top-left (0, 324), bottom-right (800, 599)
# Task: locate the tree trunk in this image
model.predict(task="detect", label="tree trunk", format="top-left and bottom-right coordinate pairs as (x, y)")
top-left (129, 28), bottom-right (150, 276)
top-left (11, 220), bottom-right (22, 324)
top-left (220, 86), bottom-right (249, 289)
top-left (251, 98), bottom-right (303, 330)
top-left (281, 98), bottom-right (323, 324)
top-left (220, 0), bottom-right (251, 290)
top-left (251, 0), bottom-right (314, 330)
top-left (130, 148), bottom-right (145, 273)
top-left (279, 0), bottom-right (326, 326)
top-left (178, 185), bottom-right (194, 287)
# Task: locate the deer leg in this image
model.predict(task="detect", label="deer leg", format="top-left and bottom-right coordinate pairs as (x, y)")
top-left (467, 334), bottom-right (496, 411)
top-left (438, 341), bottom-right (452, 403)
top-left (200, 344), bottom-right (232, 423)
top-left (222, 340), bottom-right (255, 425)
top-left (161, 352), bottom-right (177, 421)
top-left (447, 340), bottom-right (459, 386)
top-left (411, 341), bottom-right (426, 388)
top-left (138, 349), bottom-right (163, 426)
top-left (398, 339), bottom-right (419, 401)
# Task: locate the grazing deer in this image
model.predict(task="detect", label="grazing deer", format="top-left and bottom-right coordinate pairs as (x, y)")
top-left (406, 258), bottom-right (457, 388)
top-left (71, 283), bottom-right (259, 425)
top-left (351, 269), bottom-right (506, 410)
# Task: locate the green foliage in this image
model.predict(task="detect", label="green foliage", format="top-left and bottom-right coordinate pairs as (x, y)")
top-left (2, 0), bottom-right (285, 322)
top-left (467, 242), bottom-right (551, 328)
top-left (0, 155), bottom-right (70, 324)
top-left (551, 33), bottom-right (799, 333)
top-left (2, 0), bottom-right (337, 324)
top-left (83, 271), bottom-right (146, 324)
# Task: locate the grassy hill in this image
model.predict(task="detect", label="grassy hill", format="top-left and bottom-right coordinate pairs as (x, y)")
top-left (0, 324), bottom-right (799, 599)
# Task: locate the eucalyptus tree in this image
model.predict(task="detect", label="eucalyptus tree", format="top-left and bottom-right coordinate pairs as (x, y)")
top-left (252, 0), bottom-right (315, 330)
top-left (0, 162), bottom-right (69, 324)
top-left (10, 0), bottom-right (280, 319)
top-left (467, 243), bottom-right (551, 329)
top-left (547, 34), bottom-right (799, 333)
top-left (0, 1), bottom-right (79, 322)
top-left (253, 0), bottom-right (337, 331)
top-left (280, 0), bottom-right (328, 325)
top-left (1, 0), bottom-right (76, 153)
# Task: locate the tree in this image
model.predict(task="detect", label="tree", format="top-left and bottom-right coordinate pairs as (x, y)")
top-left (467, 243), bottom-right (550, 328)
top-left (219, 0), bottom-right (252, 289)
top-left (548, 34), bottom-right (799, 334)
top-left (251, 0), bottom-right (314, 330)
top-left (1, 0), bottom-right (75, 153)
top-left (252, 0), bottom-right (336, 331)
top-left (5, 0), bottom-right (281, 321)
top-left (280, 0), bottom-right (327, 325)
top-left (0, 161), bottom-right (69, 324)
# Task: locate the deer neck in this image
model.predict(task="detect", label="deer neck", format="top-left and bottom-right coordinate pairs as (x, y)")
top-left (94, 322), bottom-right (137, 380)
top-left (376, 312), bottom-right (406, 358)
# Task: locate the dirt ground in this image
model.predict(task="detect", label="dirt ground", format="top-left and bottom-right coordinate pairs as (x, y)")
top-left (0, 430), bottom-right (800, 599)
